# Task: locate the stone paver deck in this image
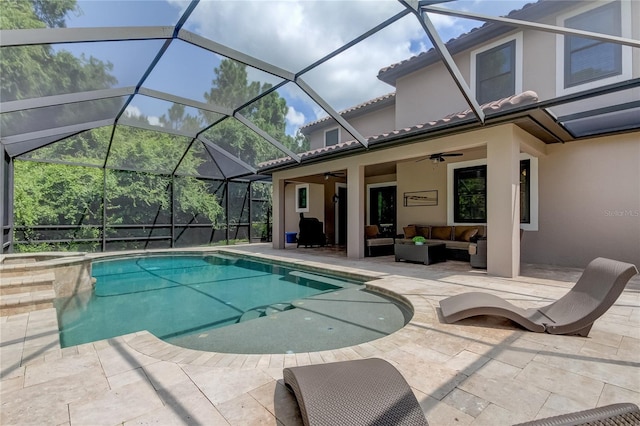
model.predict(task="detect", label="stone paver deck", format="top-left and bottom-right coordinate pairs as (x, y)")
top-left (1, 245), bottom-right (638, 425)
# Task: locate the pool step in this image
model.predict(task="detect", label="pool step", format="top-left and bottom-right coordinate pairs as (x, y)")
top-left (0, 289), bottom-right (56, 316)
top-left (265, 303), bottom-right (293, 316)
top-left (2, 257), bottom-right (37, 265)
top-left (0, 273), bottom-right (56, 316)
top-left (237, 303), bottom-right (294, 323)
top-left (238, 309), bottom-right (265, 323)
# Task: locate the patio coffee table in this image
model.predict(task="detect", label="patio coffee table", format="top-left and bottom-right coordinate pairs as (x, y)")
top-left (395, 243), bottom-right (446, 265)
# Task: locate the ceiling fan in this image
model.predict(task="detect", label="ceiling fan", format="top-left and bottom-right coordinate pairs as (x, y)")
top-left (417, 152), bottom-right (464, 163)
top-left (324, 171), bottom-right (346, 180)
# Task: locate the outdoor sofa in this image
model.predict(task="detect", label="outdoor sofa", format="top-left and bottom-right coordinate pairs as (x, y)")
top-left (397, 224), bottom-right (485, 261)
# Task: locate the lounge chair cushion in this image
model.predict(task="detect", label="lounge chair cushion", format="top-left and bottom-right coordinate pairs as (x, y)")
top-left (283, 358), bottom-right (429, 426)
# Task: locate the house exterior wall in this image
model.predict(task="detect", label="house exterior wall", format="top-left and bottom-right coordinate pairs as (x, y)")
top-left (306, 104), bottom-right (396, 151)
top-left (306, 1), bottom-right (639, 141)
top-left (396, 147), bottom-right (486, 228)
top-left (275, 124), bottom-right (639, 268)
top-left (349, 105), bottom-right (396, 140)
top-left (275, 1), bottom-right (639, 269)
top-left (521, 134), bottom-right (640, 267)
top-left (395, 56), bottom-right (470, 129)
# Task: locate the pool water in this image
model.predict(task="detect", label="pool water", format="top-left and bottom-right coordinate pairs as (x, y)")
top-left (55, 253), bottom-right (411, 353)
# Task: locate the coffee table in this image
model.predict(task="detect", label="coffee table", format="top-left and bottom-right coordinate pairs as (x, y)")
top-left (395, 243), bottom-right (446, 265)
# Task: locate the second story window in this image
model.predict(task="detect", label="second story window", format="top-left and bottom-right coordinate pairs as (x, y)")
top-left (476, 40), bottom-right (516, 104)
top-left (325, 128), bottom-right (339, 147)
top-left (564, 1), bottom-right (622, 88)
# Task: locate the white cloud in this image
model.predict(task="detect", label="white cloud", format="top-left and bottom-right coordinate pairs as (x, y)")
top-left (124, 105), bottom-right (142, 117)
top-left (181, 0), bottom-right (531, 119)
top-left (124, 105), bottom-right (160, 126)
top-left (286, 106), bottom-right (306, 128)
top-left (184, 1), bottom-right (427, 112)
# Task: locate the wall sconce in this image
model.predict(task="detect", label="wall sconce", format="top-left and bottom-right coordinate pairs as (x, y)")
top-left (332, 193), bottom-right (339, 203)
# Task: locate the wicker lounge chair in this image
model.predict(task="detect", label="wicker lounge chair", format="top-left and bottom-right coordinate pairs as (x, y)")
top-left (513, 402), bottom-right (640, 425)
top-left (283, 358), bottom-right (429, 426)
top-left (440, 257), bottom-right (638, 336)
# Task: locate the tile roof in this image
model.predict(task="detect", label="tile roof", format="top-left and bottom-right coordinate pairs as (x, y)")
top-left (258, 91), bottom-right (539, 171)
top-left (377, 0), bottom-right (569, 86)
top-left (300, 92), bottom-right (396, 132)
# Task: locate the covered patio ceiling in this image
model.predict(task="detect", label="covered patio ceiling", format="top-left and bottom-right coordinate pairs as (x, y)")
top-left (1, 0), bottom-right (639, 180)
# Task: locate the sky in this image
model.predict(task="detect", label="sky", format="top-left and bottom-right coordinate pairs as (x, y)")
top-left (59, 0), bottom-right (534, 136)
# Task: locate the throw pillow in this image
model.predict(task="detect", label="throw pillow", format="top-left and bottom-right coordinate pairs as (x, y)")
top-left (461, 228), bottom-right (478, 242)
top-left (416, 226), bottom-right (430, 238)
top-left (365, 225), bottom-right (379, 239)
top-left (403, 226), bottom-right (417, 239)
top-left (431, 226), bottom-right (452, 240)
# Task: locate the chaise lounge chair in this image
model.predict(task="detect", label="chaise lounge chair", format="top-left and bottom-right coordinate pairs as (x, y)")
top-left (439, 257), bottom-right (638, 336)
top-left (283, 358), bottom-right (429, 426)
top-left (513, 402), bottom-right (640, 425)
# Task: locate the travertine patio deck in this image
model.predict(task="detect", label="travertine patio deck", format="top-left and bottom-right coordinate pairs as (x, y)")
top-left (1, 244), bottom-right (639, 425)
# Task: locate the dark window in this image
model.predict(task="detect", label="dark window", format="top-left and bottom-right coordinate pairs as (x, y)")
top-left (325, 128), bottom-right (339, 146)
top-left (476, 40), bottom-right (516, 104)
top-left (565, 2), bottom-right (622, 88)
top-left (520, 159), bottom-right (530, 224)
top-left (454, 165), bottom-right (486, 223)
top-left (454, 160), bottom-right (531, 223)
top-left (297, 186), bottom-right (307, 210)
top-left (369, 186), bottom-right (396, 236)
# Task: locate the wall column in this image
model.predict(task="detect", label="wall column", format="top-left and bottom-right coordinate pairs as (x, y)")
top-left (347, 164), bottom-right (365, 258)
top-left (487, 132), bottom-right (520, 277)
top-left (272, 176), bottom-right (286, 249)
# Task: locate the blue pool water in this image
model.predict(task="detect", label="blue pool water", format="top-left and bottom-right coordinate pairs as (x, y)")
top-left (55, 253), bottom-right (411, 353)
top-left (56, 254), bottom-right (351, 345)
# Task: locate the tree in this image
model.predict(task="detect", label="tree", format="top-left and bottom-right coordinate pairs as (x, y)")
top-left (202, 59), bottom-right (309, 165)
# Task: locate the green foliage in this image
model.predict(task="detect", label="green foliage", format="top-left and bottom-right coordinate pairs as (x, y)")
top-left (13, 161), bottom-right (103, 251)
top-left (7, 1), bottom-right (290, 251)
top-left (412, 236), bottom-right (427, 244)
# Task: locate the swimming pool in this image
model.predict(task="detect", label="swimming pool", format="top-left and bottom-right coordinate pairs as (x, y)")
top-left (55, 253), bottom-right (412, 353)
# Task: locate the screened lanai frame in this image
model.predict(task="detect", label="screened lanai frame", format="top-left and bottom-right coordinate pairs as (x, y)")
top-left (1, 0), bottom-right (639, 253)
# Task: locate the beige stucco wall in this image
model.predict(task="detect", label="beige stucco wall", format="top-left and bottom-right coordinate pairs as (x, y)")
top-left (521, 134), bottom-right (640, 267)
top-left (275, 124), bottom-right (639, 268)
top-left (307, 1), bottom-right (639, 148)
top-left (284, 182), bottom-right (325, 238)
top-left (306, 104), bottom-right (397, 151)
top-left (396, 147), bottom-right (486, 228)
top-left (349, 105), bottom-right (396, 140)
top-left (395, 60), bottom-right (469, 130)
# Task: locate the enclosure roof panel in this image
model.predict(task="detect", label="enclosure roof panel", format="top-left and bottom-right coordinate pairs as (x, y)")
top-left (1, 0), bottom-right (638, 179)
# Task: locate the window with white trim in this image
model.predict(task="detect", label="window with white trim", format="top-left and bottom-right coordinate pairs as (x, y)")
top-left (564, 2), bottom-right (622, 88)
top-left (471, 33), bottom-right (522, 105)
top-left (447, 155), bottom-right (538, 230)
top-left (556, 1), bottom-right (631, 95)
top-left (324, 128), bottom-right (339, 147)
top-left (476, 40), bottom-right (516, 104)
top-left (295, 184), bottom-right (309, 213)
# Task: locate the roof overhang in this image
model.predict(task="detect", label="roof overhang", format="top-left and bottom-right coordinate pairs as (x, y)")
top-left (258, 78), bottom-right (640, 175)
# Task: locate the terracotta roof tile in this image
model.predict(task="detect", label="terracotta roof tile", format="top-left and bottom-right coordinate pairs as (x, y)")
top-left (300, 92), bottom-right (396, 131)
top-left (377, 0), bottom-right (566, 85)
top-left (258, 91), bottom-right (538, 170)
